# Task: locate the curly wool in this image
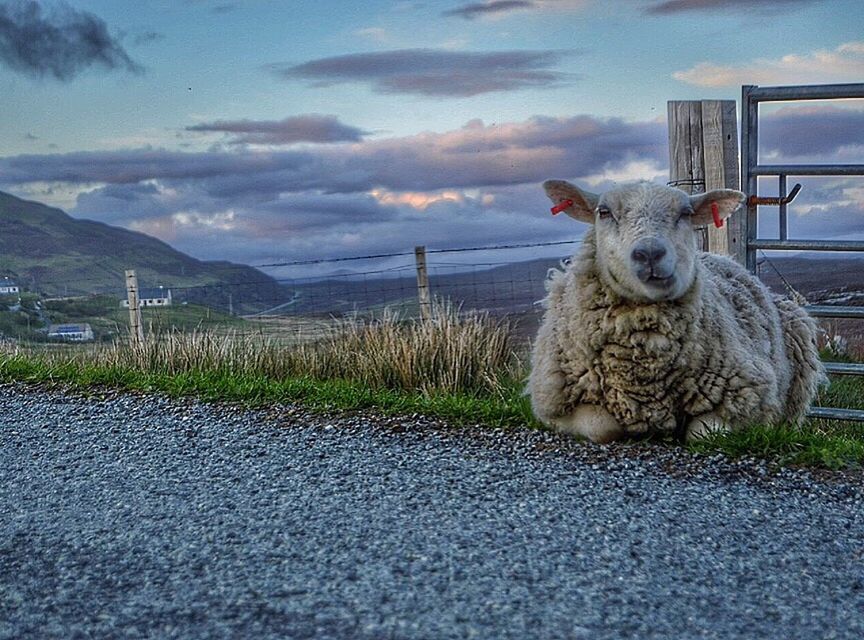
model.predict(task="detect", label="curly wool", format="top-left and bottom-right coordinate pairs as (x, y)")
top-left (529, 229), bottom-right (825, 434)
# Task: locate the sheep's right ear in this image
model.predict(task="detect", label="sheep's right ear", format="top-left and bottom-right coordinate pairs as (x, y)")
top-left (543, 180), bottom-right (598, 223)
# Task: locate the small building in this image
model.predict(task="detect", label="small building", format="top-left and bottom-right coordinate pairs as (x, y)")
top-left (47, 323), bottom-right (94, 342)
top-left (0, 278), bottom-right (20, 296)
top-left (120, 287), bottom-right (173, 308)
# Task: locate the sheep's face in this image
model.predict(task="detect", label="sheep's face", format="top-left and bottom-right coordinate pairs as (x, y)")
top-left (544, 180), bottom-right (745, 302)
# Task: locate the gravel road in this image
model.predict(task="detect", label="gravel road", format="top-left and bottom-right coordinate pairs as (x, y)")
top-left (1, 383), bottom-right (863, 639)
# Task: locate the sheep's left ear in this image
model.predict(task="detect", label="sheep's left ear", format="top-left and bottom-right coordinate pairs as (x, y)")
top-left (689, 189), bottom-right (746, 226)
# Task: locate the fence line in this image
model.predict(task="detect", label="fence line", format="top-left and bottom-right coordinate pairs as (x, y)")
top-left (5, 240), bottom-right (860, 352)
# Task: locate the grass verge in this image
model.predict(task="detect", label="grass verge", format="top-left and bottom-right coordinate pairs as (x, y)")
top-left (0, 354), bottom-right (537, 429)
top-left (1, 307), bottom-right (862, 470)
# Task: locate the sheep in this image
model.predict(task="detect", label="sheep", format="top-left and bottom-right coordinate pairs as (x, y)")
top-left (528, 179), bottom-right (825, 443)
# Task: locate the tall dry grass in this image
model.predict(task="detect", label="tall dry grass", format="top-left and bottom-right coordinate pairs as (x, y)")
top-left (7, 304), bottom-right (519, 395)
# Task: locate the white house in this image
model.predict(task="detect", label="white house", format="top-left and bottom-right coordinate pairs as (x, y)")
top-left (47, 323), bottom-right (95, 342)
top-left (0, 278), bottom-right (19, 296)
top-left (120, 286), bottom-right (173, 308)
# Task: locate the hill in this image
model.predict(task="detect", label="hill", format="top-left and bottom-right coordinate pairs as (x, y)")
top-left (0, 191), bottom-right (287, 313)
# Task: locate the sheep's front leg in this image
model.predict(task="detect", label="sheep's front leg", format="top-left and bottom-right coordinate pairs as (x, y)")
top-left (551, 404), bottom-right (624, 444)
top-left (685, 413), bottom-right (731, 442)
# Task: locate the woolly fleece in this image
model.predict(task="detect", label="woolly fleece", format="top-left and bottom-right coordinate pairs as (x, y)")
top-left (529, 227), bottom-right (825, 436)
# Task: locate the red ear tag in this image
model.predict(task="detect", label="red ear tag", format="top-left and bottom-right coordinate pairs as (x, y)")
top-left (711, 201), bottom-right (723, 228)
top-left (550, 199), bottom-right (573, 216)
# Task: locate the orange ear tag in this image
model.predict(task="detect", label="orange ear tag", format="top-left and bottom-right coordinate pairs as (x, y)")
top-left (711, 201), bottom-right (723, 228)
top-left (550, 199), bottom-right (573, 216)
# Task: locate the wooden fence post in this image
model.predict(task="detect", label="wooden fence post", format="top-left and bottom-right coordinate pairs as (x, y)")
top-left (414, 246), bottom-right (431, 320)
top-left (125, 269), bottom-right (144, 345)
top-left (667, 99), bottom-right (743, 264)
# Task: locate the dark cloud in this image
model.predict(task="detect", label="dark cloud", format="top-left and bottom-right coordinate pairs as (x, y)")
top-left (0, 148), bottom-right (315, 185)
top-left (760, 106), bottom-right (864, 160)
top-left (443, 1), bottom-right (534, 19)
top-left (0, 114), bottom-right (669, 269)
top-left (132, 31), bottom-right (164, 46)
top-left (74, 182), bottom-right (174, 223)
top-left (69, 181), bottom-right (572, 273)
top-left (267, 48), bottom-right (569, 97)
top-left (14, 111), bottom-right (863, 272)
top-left (0, 115), bottom-right (666, 193)
top-left (0, 0), bottom-right (142, 80)
top-left (23, 132), bottom-right (37, 140)
top-left (186, 115), bottom-right (369, 145)
top-left (753, 177), bottom-right (864, 241)
top-left (644, 0), bottom-right (817, 14)
top-left (211, 3), bottom-right (237, 13)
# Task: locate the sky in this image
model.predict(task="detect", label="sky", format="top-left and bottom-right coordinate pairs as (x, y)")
top-left (1, 0), bottom-right (863, 278)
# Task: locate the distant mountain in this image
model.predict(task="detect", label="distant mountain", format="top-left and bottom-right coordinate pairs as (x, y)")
top-left (0, 191), bottom-right (286, 313)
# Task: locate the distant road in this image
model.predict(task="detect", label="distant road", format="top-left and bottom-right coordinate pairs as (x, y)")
top-left (1, 385), bottom-right (862, 639)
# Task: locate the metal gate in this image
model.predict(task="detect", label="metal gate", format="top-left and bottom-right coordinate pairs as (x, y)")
top-left (741, 83), bottom-right (864, 422)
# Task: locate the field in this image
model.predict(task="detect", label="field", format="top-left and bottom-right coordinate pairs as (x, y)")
top-left (1, 254), bottom-right (861, 469)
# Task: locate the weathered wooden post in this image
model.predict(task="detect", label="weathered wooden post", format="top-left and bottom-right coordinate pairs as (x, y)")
top-left (125, 269), bottom-right (144, 345)
top-left (414, 245), bottom-right (431, 320)
top-left (667, 99), bottom-right (744, 264)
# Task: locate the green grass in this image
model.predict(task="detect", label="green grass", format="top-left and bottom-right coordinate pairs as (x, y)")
top-left (686, 372), bottom-right (864, 469)
top-left (39, 297), bottom-right (246, 341)
top-left (0, 355), bottom-right (536, 430)
top-left (687, 421), bottom-right (864, 469)
top-left (0, 307), bottom-right (862, 470)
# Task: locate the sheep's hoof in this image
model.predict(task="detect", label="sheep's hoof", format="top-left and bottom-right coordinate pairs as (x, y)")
top-left (685, 414), bottom-right (731, 442)
top-left (552, 405), bottom-right (624, 444)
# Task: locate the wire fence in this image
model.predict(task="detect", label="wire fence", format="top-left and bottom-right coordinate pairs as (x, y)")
top-left (2, 238), bottom-right (863, 354)
top-left (0, 240), bottom-right (581, 348)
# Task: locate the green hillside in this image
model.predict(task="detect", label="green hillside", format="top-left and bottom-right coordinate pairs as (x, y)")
top-left (0, 191), bottom-right (286, 313)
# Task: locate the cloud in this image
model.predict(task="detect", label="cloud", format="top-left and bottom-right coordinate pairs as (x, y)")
top-left (0, 114), bottom-right (667, 192)
top-left (760, 105), bottom-right (864, 160)
top-left (184, 0), bottom-right (236, 10)
top-left (186, 115), bottom-right (370, 146)
top-left (266, 48), bottom-right (570, 97)
top-left (443, 1), bottom-right (535, 19)
top-left (443, 0), bottom-right (589, 18)
top-left (132, 31), bottom-right (164, 46)
top-left (0, 0), bottom-right (142, 80)
top-left (673, 41), bottom-right (864, 87)
top-left (355, 27), bottom-right (389, 42)
top-left (0, 114), bottom-right (668, 269)
top-left (644, 0), bottom-right (817, 13)
top-left (14, 110), bottom-right (862, 274)
top-left (755, 178), bottom-right (864, 241)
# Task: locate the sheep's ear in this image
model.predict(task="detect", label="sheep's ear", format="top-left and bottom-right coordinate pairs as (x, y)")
top-left (689, 189), bottom-right (746, 226)
top-left (543, 179), bottom-right (598, 223)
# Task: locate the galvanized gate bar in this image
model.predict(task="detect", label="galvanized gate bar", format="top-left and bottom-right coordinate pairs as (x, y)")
top-left (823, 362), bottom-right (864, 376)
top-left (741, 85), bottom-right (759, 273)
top-left (806, 407), bottom-right (864, 421)
top-left (750, 240), bottom-right (864, 252)
top-left (748, 83), bottom-right (864, 101)
top-left (805, 306), bottom-right (864, 319)
top-left (742, 83), bottom-right (864, 423)
top-left (753, 164), bottom-right (864, 176)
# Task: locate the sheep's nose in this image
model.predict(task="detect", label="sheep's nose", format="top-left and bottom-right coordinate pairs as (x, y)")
top-left (631, 240), bottom-right (667, 266)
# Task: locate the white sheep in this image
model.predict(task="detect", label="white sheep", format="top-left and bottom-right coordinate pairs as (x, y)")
top-left (529, 180), bottom-right (825, 443)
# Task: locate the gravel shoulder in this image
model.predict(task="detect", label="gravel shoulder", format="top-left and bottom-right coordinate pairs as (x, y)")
top-left (1, 383), bottom-right (863, 639)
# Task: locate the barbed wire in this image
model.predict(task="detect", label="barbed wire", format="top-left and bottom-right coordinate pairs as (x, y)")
top-left (251, 238), bottom-right (580, 268)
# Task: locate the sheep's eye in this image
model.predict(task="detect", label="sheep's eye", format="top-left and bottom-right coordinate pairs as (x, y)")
top-left (677, 206), bottom-right (694, 222)
top-left (597, 205), bottom-right (612, 219)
